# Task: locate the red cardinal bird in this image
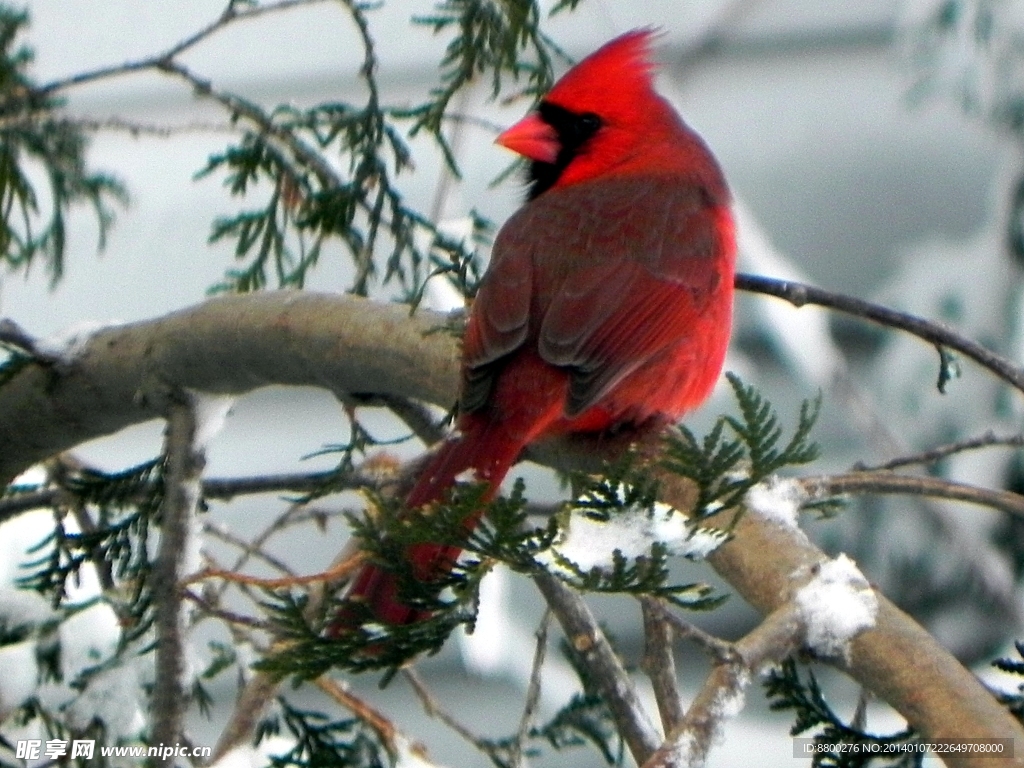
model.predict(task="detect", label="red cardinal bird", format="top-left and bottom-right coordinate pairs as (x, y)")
top-left (342, 29), bottom-right (735, 627)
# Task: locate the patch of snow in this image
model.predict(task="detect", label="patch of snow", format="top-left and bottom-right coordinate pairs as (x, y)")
top-left (713, 669), bottom-right (750, 721)
top-left (191, 392), bottom-right (235, 450)
top-left (59, 602), bottom-right (120, 682)
top-left (180, 481), bottom-right (205, 578)
top-left (679, 526), bottom-right (730, 560)
top-left (0, 639), bottom-right (39, 717)
top-left (794, 554), bottom-right (878, 661)
top-left (745, 477), bottom-right (807, 529)
top-left (666, 733), bottom-right (700, 768)
top-left (536, 489), bottom-right (727, 576)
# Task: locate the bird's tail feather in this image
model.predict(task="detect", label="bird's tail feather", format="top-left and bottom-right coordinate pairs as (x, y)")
top-left (338, 419), bottom-right (524, 627)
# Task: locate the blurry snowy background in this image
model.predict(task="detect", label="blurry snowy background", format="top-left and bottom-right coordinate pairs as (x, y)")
top-left (2, 0), bottom-right (1023, 765)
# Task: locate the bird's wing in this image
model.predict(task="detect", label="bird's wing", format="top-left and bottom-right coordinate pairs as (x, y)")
top-left (462, 175), bottom-right (732, 417)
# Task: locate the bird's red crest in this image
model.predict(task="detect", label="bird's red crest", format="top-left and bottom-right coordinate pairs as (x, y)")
top-left (546, 29), bottom-right (659, 112)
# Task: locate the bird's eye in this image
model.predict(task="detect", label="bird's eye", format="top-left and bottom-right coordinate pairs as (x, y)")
top-left (576, 113), bottom-right (602, 136)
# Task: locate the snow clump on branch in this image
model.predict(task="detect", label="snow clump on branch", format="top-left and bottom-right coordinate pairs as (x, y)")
top-left (536, 485), bottom-right (728, 576)
top-left (745, 476), bottom-right (807, 529)
top-left (794, 554), bottom-right (878, 662)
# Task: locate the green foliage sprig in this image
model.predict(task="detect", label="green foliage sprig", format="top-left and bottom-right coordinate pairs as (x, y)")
top-left (0, 5), bottom-right (125, 284)
top-left (766, 658), bottom-right (920, 768)
top-left (17, 459), bottom-right (163, 642)
top-left (409, 0), bottom-right (577, 165)
top-left (664, 372), bottom-right (822, 521)
top-left (257, 698), bottom-right (389, 768)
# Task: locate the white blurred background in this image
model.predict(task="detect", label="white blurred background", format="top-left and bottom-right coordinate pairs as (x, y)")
top-left (2, 0), bottom-right (1021, 765)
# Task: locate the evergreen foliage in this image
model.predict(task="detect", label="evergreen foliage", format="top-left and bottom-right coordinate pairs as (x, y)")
top-left (256, 698), bottom-right (389, 768)
top-left (664, 372), bottom-right (822, 521)
top-left (0, 4), bottom-right (125, 284)
top-left (18, 459), bottom-right (162, 642)
top-left (765, 659), bottom-right (920, 768)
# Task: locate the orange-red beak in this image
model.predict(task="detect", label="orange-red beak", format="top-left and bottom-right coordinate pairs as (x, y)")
top-left (495, 113), bottom-right (560, 163)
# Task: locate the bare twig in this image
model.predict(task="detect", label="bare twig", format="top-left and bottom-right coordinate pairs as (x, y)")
top-left (533, 571), bottom-right (661, 765)
top-left (34, 0), bottom-right (332, 98)
top-left (203, 522), bottom-right (297, 577)
top-left (183, 551), bottom-right (364, 590)
top-left (315, 675), bottom-right (401, 757)
top-left (0, 467), bottom-right (372, 523)
top-left (736, 272), bottom-right (1024, 396)
top-left (639, 597), bottom-right (683, 734)
top-left (182, 589), bottom-right (269, 630)
top-left (510, 610), bottom-right (551, 768)
top-left (642, 605), bottom-right (802, 768)
top-left (802, 471), bottom-right (1024, 519)
top-left (157, 59), bottom-right (345, 190)
top-left (645, 600), bottom-right (736, 665)
top-left (403, 667), bottom-right (499, 758)
top-left (151, 397), bottom-right (204, 760)
top-left (855, 430), bottom-right (1024, 472)
top-left (0, 112), bottom-right (237, 137)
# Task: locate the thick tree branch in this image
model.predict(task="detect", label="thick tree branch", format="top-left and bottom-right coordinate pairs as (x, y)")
top-left (0, 292), bottom-right (459, 486)
top-left (651, 469), bottom-right (1024, 766)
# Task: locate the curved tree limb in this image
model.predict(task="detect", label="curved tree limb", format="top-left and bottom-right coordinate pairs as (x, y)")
top-left (736, 272), bottom-right (1024, 396)
top-left (0, 291), bottom-right (459, 486)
